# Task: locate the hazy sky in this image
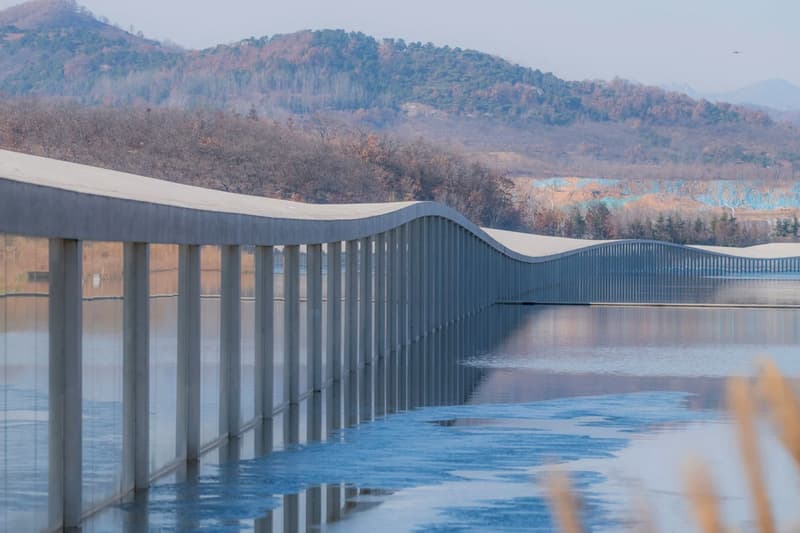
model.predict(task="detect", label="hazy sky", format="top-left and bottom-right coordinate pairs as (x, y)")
top-left (4, 0), bottom-right (799, 92)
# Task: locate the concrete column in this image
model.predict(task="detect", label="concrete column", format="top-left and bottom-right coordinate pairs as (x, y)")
top-left (425, 218), bottom-right (436, 404)
top-left (121, 243), bottom-right (150, 498)
top-left (430, 218), bottom-right (437, 317)
top-left (437, 219), bottom-right (446, 403)
top-left (421, 217), bottom-right (430, 339)
top-left (359, 237), bottom-right (373, 422)
top-left (469, 235), bottom-right (476, 314)
top-left (307, 486), bottom-right (322, 530)
top-left (121, 242), bottom-right (150, 499)
top-left (398, 224), bottom-right (409, 410)
top-left (410, 219), bottom-right (420, 342)
top-left (326, 242), bottom-right (343, 434)
top-left (445, 223), bottom-right (454, 403)
top-left (474, 238), bottom-right (480, 311)
top-left (438, 221), bottom-right (445, 316)
top-left (436, 220), bottom-right (447, 405)
top-left (443, 221), bottom-right (450, 323)
top-left (455, 227), bottom-right (462, 320)
top-left (220, 245), bottom-right (242, 438)
top-left (177, 244), bottom-right (201, 461)
top-left (254, 245), bottom-right (274, 454)
top-left (422, 217), bottom-right (432, 405)
top-left (452, 226), bottom-right (459, 318)
top-left (488, 243), bottom-right (494, 306)
top-left (283, 245), bottom-right (301, 444)
top-left (48, 238), bottom-right (82, 529)
top-left (456, 226), bottom-right (462, 316)
top-left (410, 220), bottom-right (422, 408)
top-left (467, 231), bottom-right (472, 309)
top-left (374, 232), bottom-right (386, 417)
top-left (344, 240), bottom-right (359, 426)
top-left (306, 244), bottom-right (323, 442)
top-left (458, 226), bottom-right (464, 315)
top-left (386, 229), bottom-right (398, 414)
top-left (327, 483), bottom-right (343, 522)
top-left (284, 493), bottom-right (299, 533)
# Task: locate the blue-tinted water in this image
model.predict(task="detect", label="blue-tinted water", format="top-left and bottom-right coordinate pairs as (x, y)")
top-left (3, 291), bottom-right (799, 531)
top-left (77, 304), bottom-right (800, 532)
top-left (76, 391), bottom-right (710, 532)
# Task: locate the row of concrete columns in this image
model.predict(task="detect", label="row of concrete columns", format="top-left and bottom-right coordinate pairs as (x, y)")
top-left (46, 216), bottom-right (540, 529)
top-left (112, 301), bottom-right (515, 532)
top-left (46, 226), bottom-right (796, 528)
top-left (547, 242), bottom-right (800, 304)
top-left (261, 302), bottom-right (521, 533)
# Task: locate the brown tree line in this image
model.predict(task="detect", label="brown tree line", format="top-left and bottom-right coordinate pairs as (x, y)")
top-left (2, 99), bottom-right (796, 245)
top-left (0, 99), bottom-right (523, 228)
top-left (525, 201), bottom-right (793, 246)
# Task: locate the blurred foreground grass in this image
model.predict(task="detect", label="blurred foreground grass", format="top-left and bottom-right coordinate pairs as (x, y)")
top-left (545, 359), bottom-right (800, 533)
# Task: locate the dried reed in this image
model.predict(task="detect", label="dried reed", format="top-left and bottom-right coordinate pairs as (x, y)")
top-left (545, 471), bottom-right (583, 533)
top-left (684, 460), bottom-right (726, 533)
top-left (544, 359), bottom-right (800, 533)
top-left (756, 360), bottom-right (800, 471)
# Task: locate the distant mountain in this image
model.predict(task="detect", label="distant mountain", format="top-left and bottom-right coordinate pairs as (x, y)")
top-left (2, 0), bottom-right (800, 185)
top-left (0, 0), bottom-right (180, 96)
top-left (707, 79), bottom-right (800, 111)
top-left (0, 0), bottom-right (771, 128)
top-left (0, 0), bottom-right (102, 31)
top-left (660, 83), bottom-right (700, 99)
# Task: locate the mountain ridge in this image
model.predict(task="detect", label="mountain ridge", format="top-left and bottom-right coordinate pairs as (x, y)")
top-left (0, 0), bottom-right (799, 186)
top-left (663, 79), bottom-right (800, 116)
top-left (0, 0), bottom-right (772, 128)
top-left (707, 79), bottom-right (800, 112)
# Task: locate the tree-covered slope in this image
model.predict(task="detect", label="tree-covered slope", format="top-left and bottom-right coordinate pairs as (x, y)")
top-left (0, 1), bottom-right (771, 127)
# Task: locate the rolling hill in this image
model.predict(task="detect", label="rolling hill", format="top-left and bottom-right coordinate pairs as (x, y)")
top-left (0, 0), bottom-right (799, 233)
top-left (0, 0), bottom-right (771, 128)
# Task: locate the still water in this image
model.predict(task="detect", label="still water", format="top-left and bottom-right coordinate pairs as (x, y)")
top-left (78, 303), bottom-right (800, 532)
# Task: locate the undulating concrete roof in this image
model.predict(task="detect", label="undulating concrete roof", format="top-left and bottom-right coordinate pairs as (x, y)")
top-left (1, 149), bottom-right (798, 259)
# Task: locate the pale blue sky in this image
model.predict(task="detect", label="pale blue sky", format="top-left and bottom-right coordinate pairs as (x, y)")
top-left (3, 0), bottom-right (799, 91)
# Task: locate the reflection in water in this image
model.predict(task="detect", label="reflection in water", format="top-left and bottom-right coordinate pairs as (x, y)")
top-left (3, 261), bottom-right (800, 530)
top-left (79, 306), bottom-right (511, 531)
top-left (78, 297), bottom-right (799, 531)
top-left (469, 305), bottom-right (800, 410)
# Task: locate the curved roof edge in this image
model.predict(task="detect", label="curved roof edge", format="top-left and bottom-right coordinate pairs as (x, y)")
top-left (1, 149), bottom-right (798, 261)
top-left (484, 228), bottom-right (800, 260)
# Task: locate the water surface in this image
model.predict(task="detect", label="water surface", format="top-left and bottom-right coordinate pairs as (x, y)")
top-left (78, 303), bottom-right (800, 532)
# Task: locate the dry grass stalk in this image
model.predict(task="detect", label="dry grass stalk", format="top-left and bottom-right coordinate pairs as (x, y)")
top-left (684, 460), bottom-right (726, 533)
top-left (727, 377), bottom-right (775, 533)
top-left (756, 360), bottom-right (800, 471)
top-left (546, 360), bottom-right (799, 533)
top-left (545, 471), bottom-right (583, 533)
top-left (629, 487), bottom-right (658, 533)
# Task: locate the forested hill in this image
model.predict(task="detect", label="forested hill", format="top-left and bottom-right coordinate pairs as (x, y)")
top-left (0, 0), bottom-right (771, 127)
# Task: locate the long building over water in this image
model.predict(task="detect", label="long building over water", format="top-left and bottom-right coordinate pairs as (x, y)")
top-left (0, 149), bottom-right (799, 530)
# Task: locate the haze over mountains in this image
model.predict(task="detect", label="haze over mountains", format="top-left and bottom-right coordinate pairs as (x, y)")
top-left (0, 0), bottom-right (768, 126)
top-left (664, 79), bottom-right (800, 128)
top-left (708, 79), bottom-right (800, 112)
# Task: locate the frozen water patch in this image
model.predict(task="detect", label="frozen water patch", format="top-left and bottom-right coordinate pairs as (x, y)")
top-left (417, 471), bottom-right (611, 532)
top-left (466, 344), bottom-right (800, 378)
top-left (130, 391), bottom-right (710, 531)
